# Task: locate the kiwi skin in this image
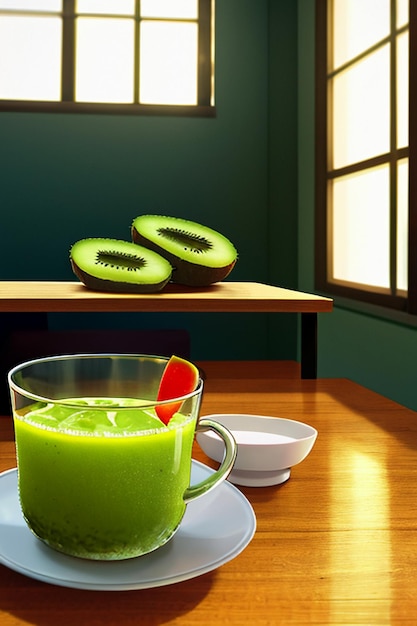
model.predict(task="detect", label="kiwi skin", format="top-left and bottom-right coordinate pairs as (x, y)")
top-left (70, 238), bottom-right (172, 293)
top-left (131, 215), bottom-right (238, 287)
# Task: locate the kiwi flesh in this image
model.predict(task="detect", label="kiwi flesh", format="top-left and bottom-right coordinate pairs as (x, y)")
top-left (70, 238), bottom-right (172, 293)
top-left (131, 215), bottom-right (238, 286)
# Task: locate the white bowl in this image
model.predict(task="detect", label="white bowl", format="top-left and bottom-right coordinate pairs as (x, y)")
top-left (197, 413), bottom-right (318, 487)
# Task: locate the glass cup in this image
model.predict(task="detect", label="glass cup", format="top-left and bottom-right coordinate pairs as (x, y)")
top-left (8, 354), bottom-right (236, 560)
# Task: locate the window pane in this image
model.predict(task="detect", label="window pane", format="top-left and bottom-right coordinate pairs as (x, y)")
top-left (141, 0), bottom-right (198, 19)
top-left (76, 0), bottom-right (134, 16)
top-left (397, 159), bottom-right (408, 292)
top-left (331, 167), bottom-right (390, 289)
top-left (396, 0), bottom-right (409, 28)
top-left (140, 21), bottom-right (198, 105)
top-left (75, 18), bottom-right (134, 103)
top-left (332, 0), bottom-right (390, 69)
top-left (0, 0), bottom-right (61, 10)
top-left (0, 16), bottom-right (61, 101)
top-left (332, 46), bottom-right (390, 169)
top-left (397, 31), bottom-right (409, 150)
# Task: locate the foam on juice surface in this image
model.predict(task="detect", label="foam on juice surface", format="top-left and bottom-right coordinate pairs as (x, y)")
top-left (18, 397), bottom-right (183, 435)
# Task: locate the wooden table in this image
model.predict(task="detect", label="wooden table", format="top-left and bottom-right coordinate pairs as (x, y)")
top-left (1, 361), bottom-right (416, 625)
top-left (0, 281), bottom-right (332, 378)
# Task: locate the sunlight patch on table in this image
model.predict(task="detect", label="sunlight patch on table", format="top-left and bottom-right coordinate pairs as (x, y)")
top-left (330, 448), bottom-right (392, 622)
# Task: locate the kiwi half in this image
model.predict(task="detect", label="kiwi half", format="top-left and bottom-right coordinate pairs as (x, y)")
top-left (131, 215), bottom-right (238, 286)
top-left (70, 238), bottom-right (172, 293)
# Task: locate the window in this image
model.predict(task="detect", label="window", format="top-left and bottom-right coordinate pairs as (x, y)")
top-left (315, 0), bottom-right (416, 313)
top-left (0, 0), bottom-right (214, 115)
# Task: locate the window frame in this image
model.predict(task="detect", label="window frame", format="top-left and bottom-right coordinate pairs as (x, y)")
top-left (0, 0), bottom-right (215, 117)
top-left (315, 0), bottom-right (415, 314)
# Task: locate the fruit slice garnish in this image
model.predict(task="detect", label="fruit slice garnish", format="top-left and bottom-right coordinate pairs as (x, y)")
top-left (156, 355), bottom-right (199, 425)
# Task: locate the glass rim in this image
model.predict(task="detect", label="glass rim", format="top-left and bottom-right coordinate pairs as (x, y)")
top-left (7, 352), bottom-right (204, 409)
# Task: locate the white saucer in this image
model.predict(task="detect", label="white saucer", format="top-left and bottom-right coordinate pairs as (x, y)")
top-left (0, 463), bottom-right (256, 591)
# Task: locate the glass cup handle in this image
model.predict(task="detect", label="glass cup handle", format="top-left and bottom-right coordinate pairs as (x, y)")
top-left (183, 418), bottom-right (237, 504)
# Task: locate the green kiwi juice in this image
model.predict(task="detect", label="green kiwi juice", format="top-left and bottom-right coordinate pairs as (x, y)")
top-left (14, 398), bottom-right (196, 560)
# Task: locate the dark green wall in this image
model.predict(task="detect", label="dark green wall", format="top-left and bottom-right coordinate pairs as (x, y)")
top-left (297, 0), bottom-right (417, 412)
top-left (0, 0), bottom-right (299, 361)
top-left (267, 0), bottom-right (299, 357)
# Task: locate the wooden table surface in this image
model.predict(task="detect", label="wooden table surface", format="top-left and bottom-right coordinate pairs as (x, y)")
top-left (0, 281), bottom-right (332, 313)
top-left (1, 361), bottom-right (416, 625)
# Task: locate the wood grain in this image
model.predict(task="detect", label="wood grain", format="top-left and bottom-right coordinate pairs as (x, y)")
top-left (0, 281), bottom-right (332, 313)
top-left (1, 361), bottom-right (414, 625)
